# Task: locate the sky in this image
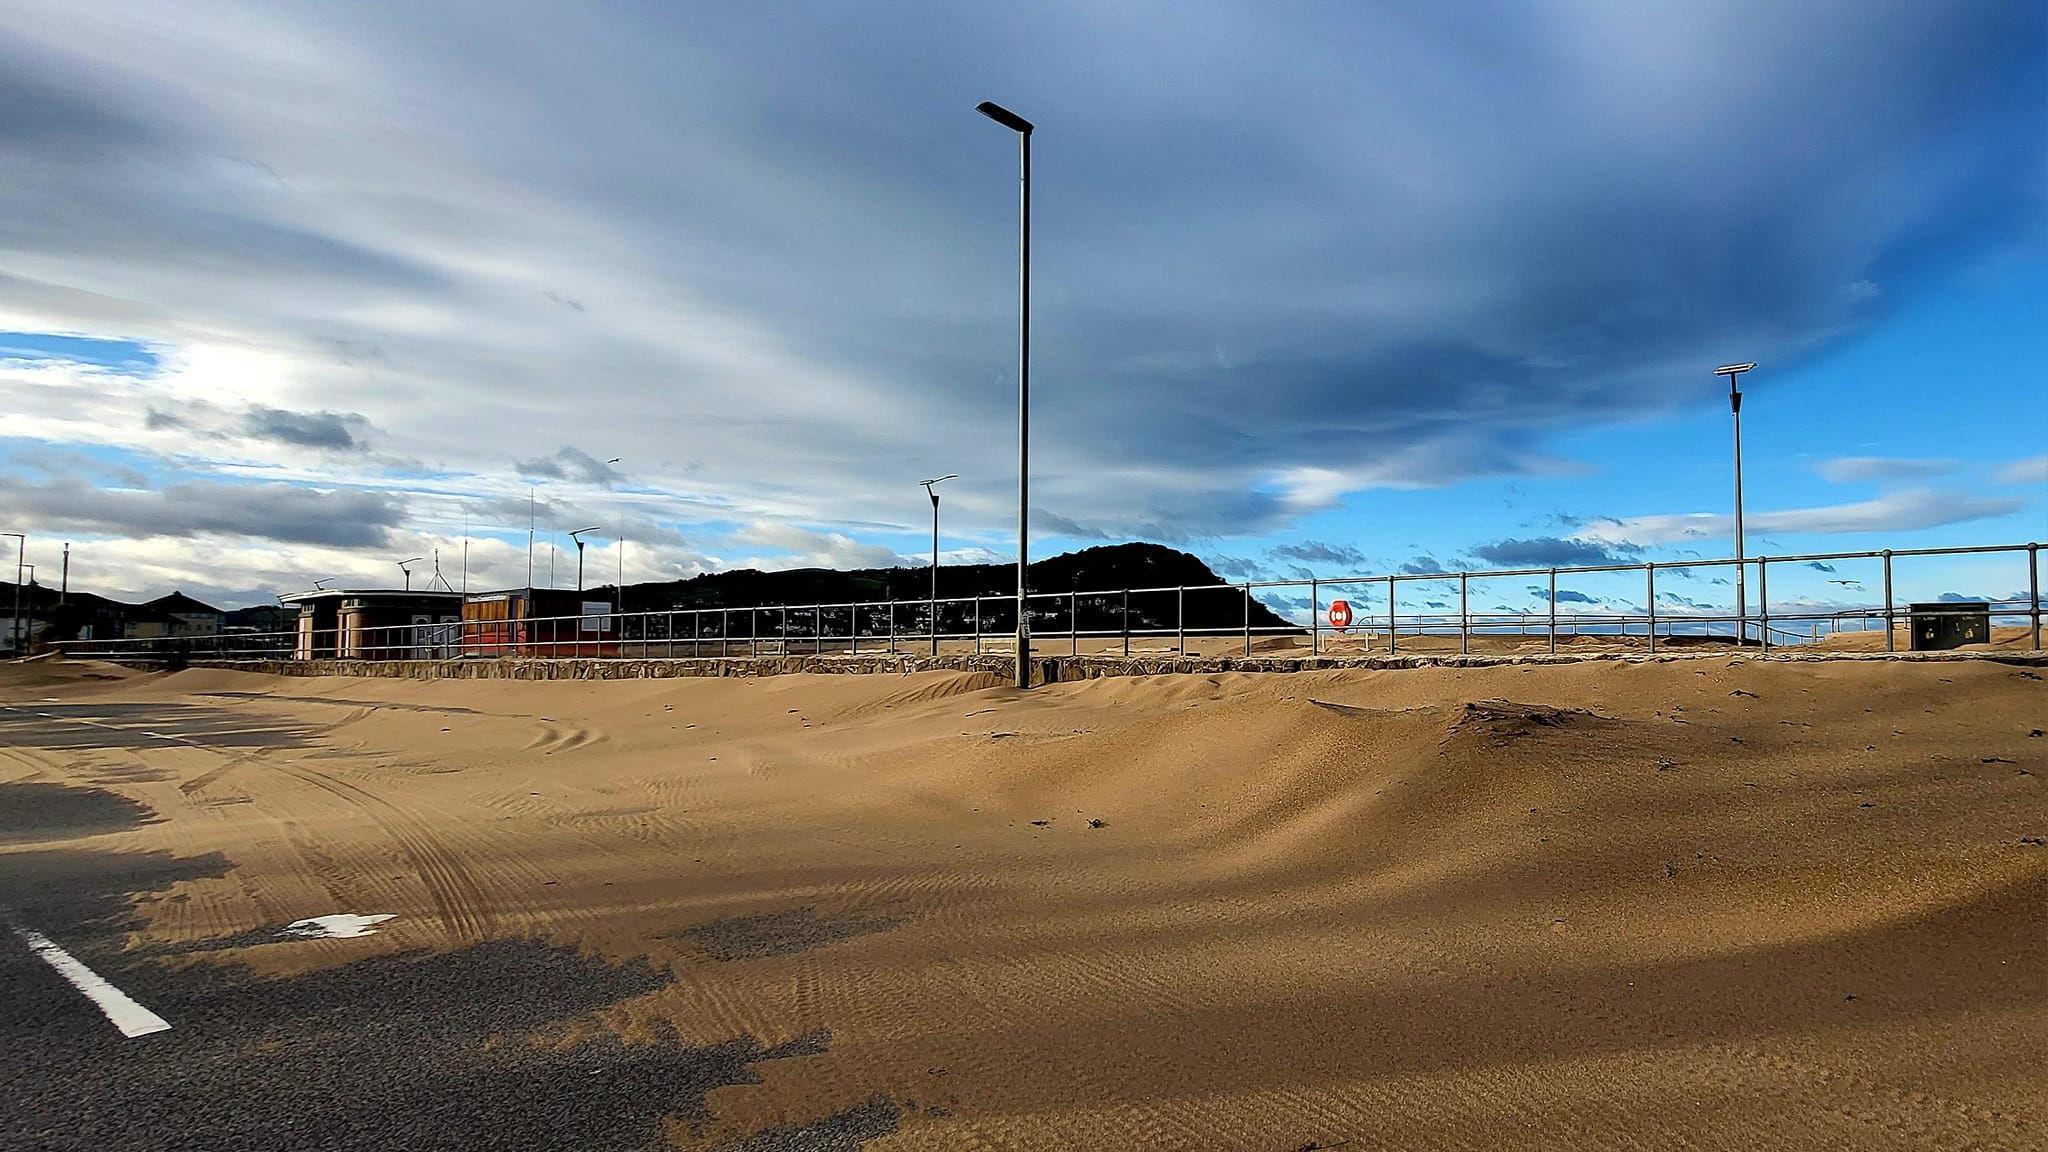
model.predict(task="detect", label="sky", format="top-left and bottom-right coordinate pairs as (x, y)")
top-left (0, 0), bottom-right (2042, 619)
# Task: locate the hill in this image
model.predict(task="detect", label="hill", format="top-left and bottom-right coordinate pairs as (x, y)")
top-left (606, 541), bottom-right (1293, 632)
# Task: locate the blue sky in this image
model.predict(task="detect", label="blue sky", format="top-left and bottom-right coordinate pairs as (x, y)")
top-left (0, 1), bottom-right (2041, 610)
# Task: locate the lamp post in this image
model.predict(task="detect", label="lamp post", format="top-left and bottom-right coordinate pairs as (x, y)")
top-left (396, 556), bottom-right (424, 592)
top-left (3, 532), bottom-right (23, 656)
top-left (976, 99), bottom-right (1033, 688)
top-left (605, 457), bottom-right (624, 608)
top-left (921, 475), bottom-right (958, 656)
top-left (568, 526), bottom-right (603, 593)
top-left (1716, 362), bottom-right (1756, 644)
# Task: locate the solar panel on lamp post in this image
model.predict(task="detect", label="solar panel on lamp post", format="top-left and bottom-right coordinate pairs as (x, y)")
top-left (976, 100), bottom-right (1034, 687)
top-left (1715, 362), bottom-right (1757, 644)
top-left (568, 526), bottom-right (603, 594)
top-left (921, 475), bottom-right (958, 656)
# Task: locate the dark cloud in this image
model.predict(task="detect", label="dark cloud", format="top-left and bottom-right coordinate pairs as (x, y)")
top-left (242, 405), bottom-right (367, 451)
top-left (1471, 536), bottom-right (1641, 568)
top-left (1268, 541), bottom-right (1369, 568)
top-left (1529, 585), bottom-right (1600, 604)
top-left (1398, 555), bottom-right (1447, 575)
top-left (0, 2), bottom-right (2039, 548)
top-left (1804, 561), bottom-right (1836, 572)
top-left (143, 407), bottom-right (190, 431)
top-left (515, 447), bottom-right (622, 487)
top-left (0, 473), bottom-right (404, 547)
top-left (1204, 553), bottom-right (1264, 580)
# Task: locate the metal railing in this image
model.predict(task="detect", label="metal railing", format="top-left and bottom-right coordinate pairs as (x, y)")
top-left (48, 540), bottom-right (2045, 667)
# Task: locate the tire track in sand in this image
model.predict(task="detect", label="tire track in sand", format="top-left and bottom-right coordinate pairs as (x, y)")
top-left (271, 762), bottom-right (498, 943)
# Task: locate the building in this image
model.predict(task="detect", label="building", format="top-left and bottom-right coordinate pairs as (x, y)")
top-left (122, 592), bottom-right (225, 639)
top-left (280, 589), bottom-right (464, 660)
top-left (461, 588), bottom-right (617, 658)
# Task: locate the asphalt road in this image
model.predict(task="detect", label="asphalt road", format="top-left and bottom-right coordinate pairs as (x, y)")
top-left (0, 701), bottom-right (899, 1152)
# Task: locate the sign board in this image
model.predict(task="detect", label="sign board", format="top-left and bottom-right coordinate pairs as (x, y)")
top-left (580, 601), bottom-right (611, 633)
top-left (1327, 599), bottom-right (1352, 632)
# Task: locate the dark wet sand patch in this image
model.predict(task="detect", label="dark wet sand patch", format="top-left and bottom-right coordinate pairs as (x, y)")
top-left (0, 782), bottom-right (157, 844)
top-left (676, 907), bottom-right (905, 962)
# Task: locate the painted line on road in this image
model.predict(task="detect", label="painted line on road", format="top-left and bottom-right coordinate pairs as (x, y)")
top-left (12, 925), bottom-right (172, 1038)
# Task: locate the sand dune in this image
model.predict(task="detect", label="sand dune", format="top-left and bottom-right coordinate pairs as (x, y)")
top-left (2, 655), bottom-right (2042, 1149)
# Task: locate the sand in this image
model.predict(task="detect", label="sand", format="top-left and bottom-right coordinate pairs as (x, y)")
top-left (3, 654), bottom-right (2043, 1149)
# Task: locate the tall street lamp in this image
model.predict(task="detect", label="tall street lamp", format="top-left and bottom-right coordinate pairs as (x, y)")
top-left (3, 532), bottom-right (23, 656)
top-left (921, 474), bottom-right (958, 656)
top-left (976, 99), bottom-right (1033, 688)
top-left (568, 526), bottom-right (604, 593)
top-left (1716, 362), bottom-right (1756, 644)
top-left (605, 457), bottom-right (624, 607)
top-left (396, 556), bottom-right (425, 592)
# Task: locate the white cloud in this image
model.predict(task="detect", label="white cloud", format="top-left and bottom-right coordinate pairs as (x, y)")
top-left (734, 522), bottom-right (904, 570)
top-left (1814, 456), bottom-right (1955, 483)
top-left (1573, 488), bottom-right (2025, 546)
top-left (1994, 455), bottom-right (2047, 486)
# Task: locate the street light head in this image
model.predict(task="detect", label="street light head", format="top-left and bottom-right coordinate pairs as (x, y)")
top-left (976, 101), bottom-right (1033, 134)
top-left (397, 556), bottom-right (424, 567)
top-left (920, 474), bottom-right (959, 489)
top-left (1714, 362), bottom-right (1757, 376)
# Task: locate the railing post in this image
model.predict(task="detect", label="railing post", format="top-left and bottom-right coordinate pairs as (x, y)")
top-left (973, 597), bottom-right (981, 655)
top-left (887, 599), bottom-right (895, 655)
top-left (1645, 563), bottom-right (1657, 654)
top-left (1243, 583), bottom-right (1252, 656)
top-left (1882, 550), bottom-right (1895, 652)
top-left (1122, 588), bottom-right (1130, 657)
top-left (1176, 587), bottom-right (1185, 656)
top-left (1460, 572), bottom-right (1469, 655)
top-left (1070, 590), bottom-right (1079, 656)
top-left (2031, 542), bottom-right (2041, 651)
top-left (1758, 557), bottom-right (1771, 653)
top-left (850, 604), bottom-right (858, 656)
top-left (1310, 578), bottom-right (1320, 656)
top-left (1548, 569), bottom-right (1558, 654)
top-left (1386, 575), bottom-right (1397, 655)
top-left (782, 606), bottom-right (789, 657)
top-left (720, 609), bottom-right (729, 659)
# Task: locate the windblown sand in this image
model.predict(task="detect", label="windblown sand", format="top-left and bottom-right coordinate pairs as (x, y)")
top-left (4, 656), bottom-right (2043, 1149)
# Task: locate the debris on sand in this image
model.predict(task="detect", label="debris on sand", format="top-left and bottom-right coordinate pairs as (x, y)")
top-left (1029, 819), bottom-right (1051, 827)
top-left (1730, 689), bottom-right (1759, 698)
top-left (1453, 700), bottom-right (1603, 746)
top-left (1088, 818), bottom-right (1108, 829)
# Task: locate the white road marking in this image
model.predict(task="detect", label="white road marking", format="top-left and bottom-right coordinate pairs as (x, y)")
top-left (12, 925), bottom-right (172, 1038)
top-left (284, 913), bottom-right (396, 939)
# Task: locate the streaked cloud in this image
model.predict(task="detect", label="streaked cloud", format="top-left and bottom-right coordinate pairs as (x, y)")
top-left (1994, 455), bottom-right (2047, 485)
top-left (1814, 456), bottom-right (1955, 483)
top-left (1572, 488), bottom-right (2024, 546)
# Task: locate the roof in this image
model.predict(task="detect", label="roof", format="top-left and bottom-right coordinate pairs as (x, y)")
top-left (143, 591), bottom-right (224, 615)
top-left (279, 588), bottom-right (465, 605)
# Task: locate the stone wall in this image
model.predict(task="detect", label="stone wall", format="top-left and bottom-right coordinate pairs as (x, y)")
top-left (192, 646), bottom-right (2047, 684)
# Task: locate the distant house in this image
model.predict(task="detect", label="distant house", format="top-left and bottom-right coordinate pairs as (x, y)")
top-left (0, 618), bottom-right (49, 656)
top-left (123, 592), bottom-right (225, 639)
top-left (461, 587), bottom-right (617, 658)
top-left (280, 589), bottom-right (463, 659)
